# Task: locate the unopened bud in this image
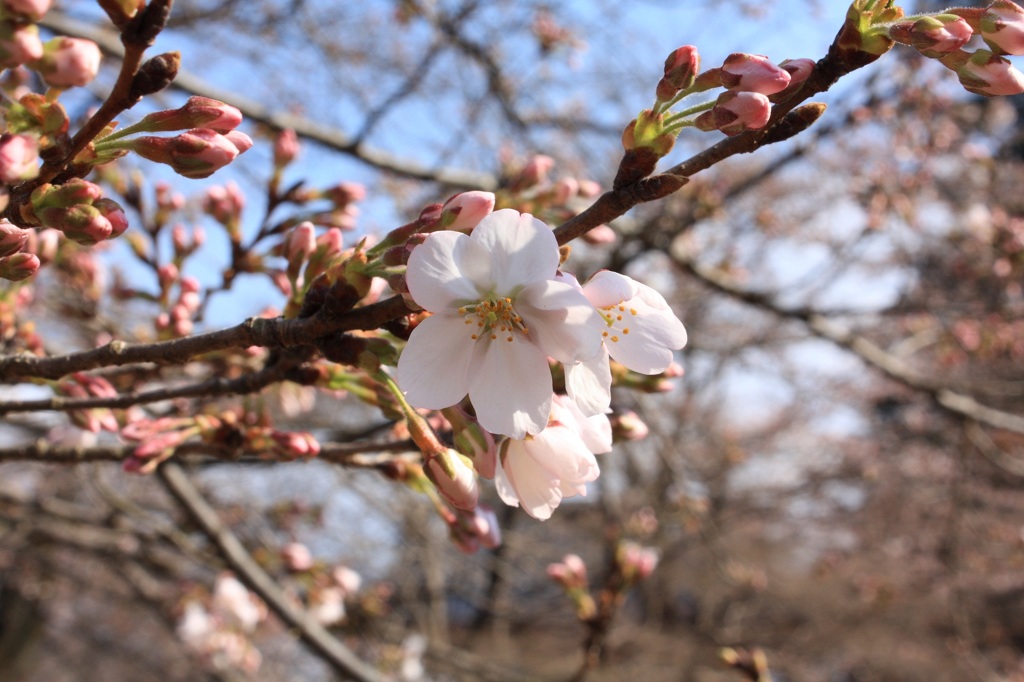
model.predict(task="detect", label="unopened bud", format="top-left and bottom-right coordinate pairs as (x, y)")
top-left (0, 221), bottom-right (28, 258)
top-left (440, 190), bottom-right (495, 231)
top-left (2, 0), bottom-right (52, 21)
top-left (656, 45), bottom-right (699, 101)
top-left (273, 128), bottom-right (300, 167)
top-left (0, 21), bottom-right (42, 69)
top-left (982, 1), bottom-right (1024, 56)
top-left (442, 405), bottom-right (496, 478)
top-left (889, 15), bottom-right (973, 58)
top-left (695, 91), bottom-right (771, 136)
top-left (956, 48), bottom-right (1024, 95)
top-left (0, 133), bottom-right (38, 183)
top-left (134, 96), bottom-right (243, 135)
top-left (720, 53), bottom-right (791, 95)
top-left (30, 37), bottom-right (101, 88)
top-left (129, 128), bottom-right (252, 179)
top-left (424, 448), bottom-right (479, 511)
top-left (0, 251), bottom-right (38, 280)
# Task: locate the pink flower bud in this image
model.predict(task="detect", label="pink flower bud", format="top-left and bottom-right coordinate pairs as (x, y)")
top-left (443, 405), bottom-right (496, 478)
top-left (0, 251), bottom-right (38, 280)
top-left (271, 430), bottom-right (320, 458)
top-left (31, 179), bottom-right (125, 245)
top-left (778, 58), bottom-right (815, 89)
top-left (285, 221), bottom-right (317, 271)
top-left (656, 45), bottom-right (700, 100)
top-left (137, 96), bottom-right (244, 135)
top-left (323, 181), bottom-right (366, 207)
top-left (425, 448), bottom-right (479, 511)
top-left (157, 263), bottom-right (179, 290)
top-left (273, 128), bottom-right (300, 167)
top-left (0, 221), bottom-right (28, 258)
top-left (577, 179), bottom-right (601, 197)
top-left (471, 504), bottom-right (502, 549)
top-left (982, 1), bottom-right (1024, 56)
top-left (696, 91), bottom-right (772, 136)
top-left (31, 37), bottom-right (101, 88)
top-left (720, 53), bottom-right (791, 95)
top-left (891, 16), bottom-right (974, 57)
top-left (0, 133), bottom-right (37, 183)
top-left (281, 542), bottom-right (314, 572)
top-left (26, 227), bottom-right (58, 264)
top-left (957, 49), bottom-right (1024, 95)
top-left (203, 182), bottom-right (246, 224)
top-left (130, 128), bottom-right (252, 179)
top-left (332, 565), bottom-right (362, 595)
top-left (547, 553), bottom-right (588, 590)
top-left (581, 224), bottom-right (617, 245)
top-left (611, 409), bottom-right (649, 441)
top-left (552, 178), bottom-right (578, 205)
top-left (2, 0), bottom-right (51, 21)
top-left (0, 21), bottom-right (42, 68)
top-left (511, 154), bottom-right (554, 191)
top-left (441, 191), bottom-right (495, 231)
top-left (618, 542), bottom-right (659, 583)
top-left (95, 198), bottom-right (128, 238)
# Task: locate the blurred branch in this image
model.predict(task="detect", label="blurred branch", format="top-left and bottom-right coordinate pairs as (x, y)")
top-left (40, 10), bottom-right (497, 191)
top-left (157, 461), bottom-right (385, 682)
top-left (679, 257), bottom-right (1024, 436)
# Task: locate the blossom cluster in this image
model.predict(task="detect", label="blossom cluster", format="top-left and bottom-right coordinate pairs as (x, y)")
top-left (395, 201), bottom-right (686, 519)
top-left (886, 1), bottom-right (1024, 96)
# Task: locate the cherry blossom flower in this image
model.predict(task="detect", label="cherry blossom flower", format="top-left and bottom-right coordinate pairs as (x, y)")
top-left (564, 270), bottom-right (688, 416)
top-left (397, 208), bottom-right (606, 438)
top-left (495, 395), bottom-right (611, 520)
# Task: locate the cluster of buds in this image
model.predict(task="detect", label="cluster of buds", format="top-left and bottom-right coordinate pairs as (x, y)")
top-left (55, 371), bottom-right (120, 433)
top-left (177, 573), bottom-right (266, 674)
top-left (368, 190), bottom-right (496, 299)
top-left (291, 181), bottom-right (366, 231)
top-left (93, 97), bottom-right (251, 179)
top-left (155, 268), bottom-right (201, 338)
top-left (444, 503), bottom-right (502, 554)
top-left (616, 45), bottom-right (813, 187)
top-left (0, 132), bottom-right (38, 184)
top-left (0, 0), bottom-right (51, 70)
top-left (547, 554), bottom-right (596, 620)
top-left (29, 179), bottom-right (128, 245)
top-left (885, 2), bottom-right (1024, 96)
top-left (28, 36), bottom-right (101, 89)
top-left (498, 156), bottom-right (607, 239)
top-left (615, 540), bottom-right (659, 587)
top-left (0, 220), bottom-right (37, 281)
top-left (203, 181), bottom-right (245, 239)
top-left (121, 414), bottom-right (212, 473)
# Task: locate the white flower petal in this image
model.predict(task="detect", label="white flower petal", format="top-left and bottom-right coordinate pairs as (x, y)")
top-left (397, 313), bottom-right (476, 409)
top-left (518, 280), bottom-right (605, 364)
top-left (556, 395), bottom-right (613, 454)
top-left (468, 336), bottom-right (552, 438)
top-left (581, 270), bottom-right (637, 307)
top-left (471, 209), bottom-right (559, 293)
top-left (498, 440), bottom-right (562, 520)
top-left (406, 231), bottom-right (490, 310)
top-left (565, 350), bottom-right (612, 417)
top-left (607, 296), bottom-right (687, 373)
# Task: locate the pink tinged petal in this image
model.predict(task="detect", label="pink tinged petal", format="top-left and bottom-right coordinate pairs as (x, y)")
top-left (537, 427), bottom-right (600, 488)
top-left (556, 395), bottom-right (613, 454)
top-left (496, 440), bottom-right (562, 520)
top-left (406, 231), bottom-right (489, 310)
top-left (397, 313), bottom-right (476, 409)
top-left (581, 270), bottom-right (638, 308)
top-left (565, 350), bottom-right (612, 417)
top-left (468, 335), bottom-right (552, 438)
top-left (517, 280), bottom-right (605, 364)
top-left (471, 209), bottom-right (559, 293)
top-left (606, 300), bottom-right (686, 373)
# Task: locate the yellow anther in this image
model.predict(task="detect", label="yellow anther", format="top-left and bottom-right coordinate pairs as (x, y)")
top-left (611, 335), bottom-right (619, 342)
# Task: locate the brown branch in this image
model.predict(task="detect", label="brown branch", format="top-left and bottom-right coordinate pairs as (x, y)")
top-left (0, 438), bottom-right (417, 465)
top-left (0, 361), bottom-right (309, 415)
top-left (157, 461), bottom-right (385, 682)
top-left (0, 296), bottom-right (408, 383)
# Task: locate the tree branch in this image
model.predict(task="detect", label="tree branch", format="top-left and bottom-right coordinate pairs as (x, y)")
top-left (157, 461), bottom-right (385, 682)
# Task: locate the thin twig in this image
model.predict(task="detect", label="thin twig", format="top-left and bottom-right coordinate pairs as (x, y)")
top-left (157, 461), bottom-right (385, 682)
